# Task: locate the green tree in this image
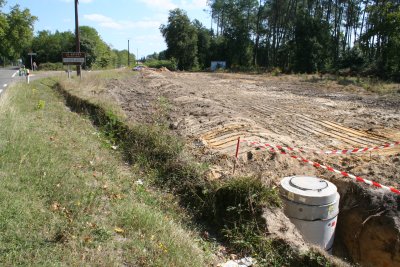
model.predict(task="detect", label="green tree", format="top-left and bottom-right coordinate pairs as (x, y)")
top-left (294, 11), bottom-right (332, 73)
top-left (0, 6), bottom-right (7, 64)
top-left (204, 0), bottom-right (400, 78)
top-left (158, 50), bottom-right (167, 60)
top-left (361, 2), bottom-right (400, 80)
top-left (193, 19), bottom-right (212, 69)
top-left (0, 3), bottom-right (37, 63)
top-left (209, 0), bottom-right (258, 67)
top-left (146, 52), bottom-right (159, 61)
top-left (111, 49), bottom-right (135, 68)
top-left (79, 26), bottom-right (114, 68)
top-left (31, 30), bottom-right (74, 63)
top-left (29, 27), bottom-right (133, 69)
top-left (160, 9), bottom-right (198, 70)
top-left (5, 5), bottom-right (37, 60)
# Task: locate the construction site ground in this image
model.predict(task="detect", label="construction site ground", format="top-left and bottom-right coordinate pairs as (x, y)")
top-left (105, 70), bottom-right (400, 191)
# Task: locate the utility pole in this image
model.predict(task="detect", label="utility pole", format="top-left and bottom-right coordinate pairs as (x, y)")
top-left (128, 39), bottom-right (130, 67)
top-left (75, 0), bottom-right (81, 76)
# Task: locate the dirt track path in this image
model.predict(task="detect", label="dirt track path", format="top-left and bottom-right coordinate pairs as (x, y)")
top-left (107, 70), bottom-right (400, 188)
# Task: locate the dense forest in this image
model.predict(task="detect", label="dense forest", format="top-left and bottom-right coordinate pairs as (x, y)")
top-left (0, 1), bottom-right (134, 69)
top-left (2, 0), bottom-right (400, 79)
top-left (161, 0), bottom-right (400, 80)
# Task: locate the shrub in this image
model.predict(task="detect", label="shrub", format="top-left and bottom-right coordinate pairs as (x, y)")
top-left (145, 59), bottom-right (177, 70)
top-left (270, 67), bottom-right (282, 76)
top-left (38, 62), bottom-right (65, 71)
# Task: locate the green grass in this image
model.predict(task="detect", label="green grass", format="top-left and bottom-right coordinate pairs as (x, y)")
top-left (0, 80), bottom-right (213, 266)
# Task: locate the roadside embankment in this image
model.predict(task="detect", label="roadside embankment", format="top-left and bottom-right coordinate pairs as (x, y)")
top-left (0, 78), bottom-right (214, 266)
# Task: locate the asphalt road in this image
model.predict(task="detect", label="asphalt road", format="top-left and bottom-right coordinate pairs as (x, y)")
top-left (0, 67), bottom-right (20, 95)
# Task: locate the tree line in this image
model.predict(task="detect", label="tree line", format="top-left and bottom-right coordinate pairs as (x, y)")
top-left (0, 1), bottom-right (134, 69)
top-left (161, 0), bottom-right (400, 80)
top-left (31, 27), bottom-right (135, 69)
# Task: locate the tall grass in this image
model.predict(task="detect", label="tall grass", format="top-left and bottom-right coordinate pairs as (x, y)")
top-left (0, 80), bottom-right (213, 266)
top-left (303, 74), bottom-right (400, 95)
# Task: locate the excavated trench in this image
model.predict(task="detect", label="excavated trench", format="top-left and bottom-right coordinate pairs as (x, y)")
top-left (245, 150), bottom-right (400, 267)
top-left (331, 180), bottom-right (400, 267)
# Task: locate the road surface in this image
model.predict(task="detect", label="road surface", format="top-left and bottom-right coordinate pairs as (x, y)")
top-left (0, 67), bottom-right (19, 95)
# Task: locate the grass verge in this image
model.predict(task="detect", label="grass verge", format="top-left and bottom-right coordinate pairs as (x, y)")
top-left (0, 79), bottom-right (214, 266)
top-left (54, 70), bottom-right (347, 267)
top-left (303, 73), bottom-right (400, 94)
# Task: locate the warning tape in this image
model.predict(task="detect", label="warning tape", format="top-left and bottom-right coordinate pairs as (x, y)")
top-left (251, 144), bottom-right (400, 195)
top-left (243, 140), bottom-right (400, 155)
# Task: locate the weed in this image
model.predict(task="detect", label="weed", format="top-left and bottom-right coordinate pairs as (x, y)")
top-left (271, 67), bottom-right (282, 76)
top-left (154, 96), bottom-right (171, 125)
top-left (301, 249), bottom-right (333, 267)
top-left (214, 177), bottom-right (281, 227)
top-left (212, 177), bottom-right (281, 259)
top-left (35, 99), bottom-right (46, 110)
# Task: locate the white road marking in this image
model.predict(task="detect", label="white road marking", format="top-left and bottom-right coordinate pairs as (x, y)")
top-left (3, 84), bottom-right (7, 87)
top-left (0, 89), bottom-right (3, 94)
top-left (12, 71), bottom-right (18, 78)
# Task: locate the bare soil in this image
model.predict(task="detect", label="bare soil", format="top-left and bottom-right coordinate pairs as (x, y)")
top-left (106, 70), bottom-right (400, 190)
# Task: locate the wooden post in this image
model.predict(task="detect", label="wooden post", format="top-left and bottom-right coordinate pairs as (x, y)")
top-left (233, 137), bottom-right (241, 174)
top-left (75, 0), bottom-right (81, 77)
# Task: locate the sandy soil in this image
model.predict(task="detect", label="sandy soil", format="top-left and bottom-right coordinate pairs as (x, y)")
top-left (105, 70), bottom-right (400, 191)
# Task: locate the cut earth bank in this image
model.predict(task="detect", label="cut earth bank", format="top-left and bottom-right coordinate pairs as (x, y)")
top-left (62, 70), bottom-right (400, 267)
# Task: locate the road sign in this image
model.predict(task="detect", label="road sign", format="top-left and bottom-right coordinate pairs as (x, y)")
top-left (28, 52), bottom-right (37, 56)
top-left (62, 52), bottom-right (85, 65)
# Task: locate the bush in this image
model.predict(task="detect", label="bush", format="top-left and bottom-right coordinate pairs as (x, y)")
top-left (339, 46), bottom-right (365, 72)
top-left (270, 67), bottom-right (282, 76)
top-left (38, 62), bottom-right (65, 71)
top-left (144, 59), bottom-right (177, 70)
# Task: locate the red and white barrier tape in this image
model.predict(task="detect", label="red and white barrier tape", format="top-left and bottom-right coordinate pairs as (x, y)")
top-left (252, 144), bottom-right (400, 195)
top-left (243, 140), bottom-right (400, 155)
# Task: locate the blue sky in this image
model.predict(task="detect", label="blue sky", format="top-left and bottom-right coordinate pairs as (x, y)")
top-left (3, 0), bottom-right (211, 59)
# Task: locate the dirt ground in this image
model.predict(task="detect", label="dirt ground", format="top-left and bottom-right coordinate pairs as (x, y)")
top-left (105, 70), bottom-right (400, 192)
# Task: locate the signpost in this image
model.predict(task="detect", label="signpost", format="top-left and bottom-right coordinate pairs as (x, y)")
top-left (75, 0), bottom-right (81, 76)
top-left (62, 52), bottom-right (85, 78)
top-left (28, 52), bottom-right (37, 71)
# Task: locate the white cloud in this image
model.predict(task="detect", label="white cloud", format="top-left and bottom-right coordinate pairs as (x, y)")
top-left (181, 0), bottom-right (207, 10)
top-left (137, 0), bottom-right (207, 11)
top-left (137, 0), bottom-right (177, 10)
top-left (84, 14), bottom-right (160, 30)
top-left (133, 34), bottom-right (164, 43)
